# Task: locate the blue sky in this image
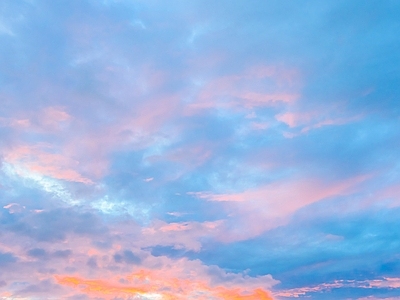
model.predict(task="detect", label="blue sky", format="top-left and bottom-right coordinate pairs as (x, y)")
top-left (0, 0), bottom-right (400, 299)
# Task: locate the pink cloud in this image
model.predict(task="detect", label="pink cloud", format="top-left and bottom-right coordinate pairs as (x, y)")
top-left (300, 116), bottom-right (361, 133)
top-left (41, 107), bottom-right (71, 125)
top-left (2, 63), bottom-right (300, 187)
top-left (275, 107), bottom-right (364, 136)
top-left (185, 65), bottom-right (301, 114)
top-left (4, 145), bottom-right (93, 184)
top-left (275, 112), bottom-right (305, 128)
top-left (190, 174), bottom-right (370, 241)
top-left (245, 65), bottom-right (301, 87)
top-left (1, 59), bottom-right (185, 181)
top-left (0, 117), bottom-right (30, 128)
top-left (378, 185), bottom-right (400, 206)
top-left (3, 203), bottom-right (25, 214)
top-left (188, 191), bottom-right (244, 202)
top-left (241, 92), bottom-right (299, 108)
top-left (338, 177), bottom-right (400, 210)
top-left (141, 220), bottom-right (224, 251)
top-left (1, 106), bottom-right (72, 133)
top-left (159, 222), bottom-right (193, 232)
top-left (145, 143), bottom-right (214, 181)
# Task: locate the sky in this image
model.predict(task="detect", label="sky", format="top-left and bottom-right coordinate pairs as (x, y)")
top-left (0, 0), bottom-right (399, 299)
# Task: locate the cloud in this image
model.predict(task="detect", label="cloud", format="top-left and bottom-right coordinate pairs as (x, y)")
top-left (114, 250), bottom-right (141, 265)
top-left (56, 262), bottom-right (277, 300)
top-left (275, 108), bottom-right (364, 137)
top-left (141, 220), bottom-right (224, 251)
top-left (185, 65), bottom-right (300, 114)
top-left (3, 203), bottom-right (25, 214)
top-left (275, 277), bottom-right (400, 298)
top-left (3, 145), bottom-right (93, 184)
top-left (0, 0), bottom-right (399, 299)
top-left (189, 174), bottom-right (369, 241)
top-left (27, 248), bottom-right (47, 258)
top-left (0, 252), bottom-right (17, 266)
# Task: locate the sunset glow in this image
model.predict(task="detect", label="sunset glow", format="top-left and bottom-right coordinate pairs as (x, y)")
top-left (0, 0), bottom-right (399, 299)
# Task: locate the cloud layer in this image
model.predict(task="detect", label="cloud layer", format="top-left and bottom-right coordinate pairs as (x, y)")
top-left (1, 0), bottom-right (400, 299)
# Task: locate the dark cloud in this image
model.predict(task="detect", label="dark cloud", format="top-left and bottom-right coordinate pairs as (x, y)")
top-left (15, 279), bottom-right (64, 297)
top-left (53, 249), bottom-right (72, 258)
top-left (3, 207), bottom-right (108, 242)
top-left (113, 250), bottom-right (141, 265)
top-left (0, 251), bottom-right (17, 266)
top-left (27, 248), bottom-right (47, 258)
top-left (86, 257), bottom-right (97, 269)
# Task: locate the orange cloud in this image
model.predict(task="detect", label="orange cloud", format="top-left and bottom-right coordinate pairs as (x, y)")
top-left (56, 269), bottom-right (274, 300)
top-left (219, 288), bottom-right (273, 300)
top-left (56, 276), bottom-right (160, 299)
